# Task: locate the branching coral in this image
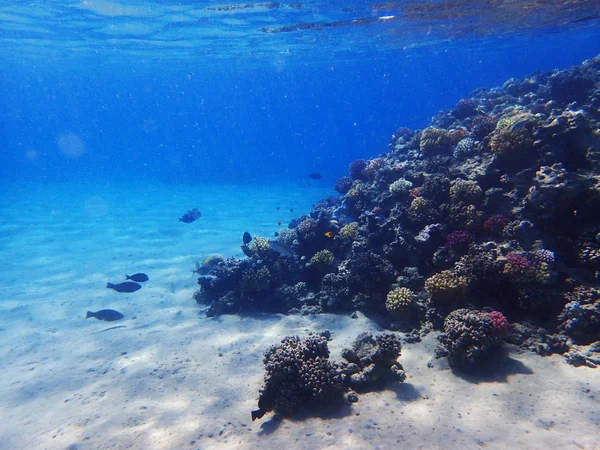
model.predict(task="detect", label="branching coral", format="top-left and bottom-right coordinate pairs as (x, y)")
top-left (241, 266), bottom-right (271, 292)
top-left (310, 249), bottom-right (335, 269)
top-left (437, 308), bottom-right (504, 370)
top-left (419, 127), bottom-right (453, 154)
top-left (276, 227), bottom-right (298, 248)
top-left (502, 250), bottom-right (556, 285)
top-left (339, 222), bottom-right (359, 240)
top-left (449, 179), bottom-right (483, 204)
top-left (255, 334), bottom-right (343, 419)
top-left (425, 269), bottom-right (470, 302)
top-left (385, 287), bottom-right (416, 314)
top-left (489, 127), bottom-right (534, 158)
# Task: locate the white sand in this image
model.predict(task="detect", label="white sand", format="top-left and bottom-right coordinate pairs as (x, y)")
top-left (0, 182), bottom-right (599, 450)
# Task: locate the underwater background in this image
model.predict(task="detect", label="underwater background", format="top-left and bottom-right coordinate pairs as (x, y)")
top-left (2, 2), bottom-right (600, 449)
top-left (1, 1), bottom-right (600, 185)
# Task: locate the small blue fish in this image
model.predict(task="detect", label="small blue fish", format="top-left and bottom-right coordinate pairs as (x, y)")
top-left (126, 273), bottom-right (149, 282)
top-left (86, 309), bottom-right (124, 321)
top-left (107, 282), bottom-right (141, 293)
top-left (179, 208), bottom-right (201, 223)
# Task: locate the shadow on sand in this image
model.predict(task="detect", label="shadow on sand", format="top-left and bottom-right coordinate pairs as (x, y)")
top-left (392, 382), bottom-right (423, 402)
top-left (257, 396), bottom-right (353, 435)
top-left (453, 347), bottom-right (534, 383)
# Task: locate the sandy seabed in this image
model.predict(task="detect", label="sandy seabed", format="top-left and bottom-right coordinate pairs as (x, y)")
top-left (0, 182), bottom-right (599, 450)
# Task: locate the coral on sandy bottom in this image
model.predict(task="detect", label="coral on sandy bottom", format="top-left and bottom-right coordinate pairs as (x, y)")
top-left (195, 54), bottom-right (600, 369)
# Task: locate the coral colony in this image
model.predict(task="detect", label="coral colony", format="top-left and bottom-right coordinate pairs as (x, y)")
top-left (193, 56), bottom-right (600, 417)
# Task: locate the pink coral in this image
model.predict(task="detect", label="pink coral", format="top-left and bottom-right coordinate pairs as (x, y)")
top-left (505, 252), bottom-right (531, 270)
top-left (409, 187), bottom-right (422, 197)
top-left (488, 311), bottom-right (509, 337)
top-left (363, 158), bottom-right (385, 180)
top-left (444, 230), bottom-right (473, 248)
top-left (483, 214), bottom-right (510, 235)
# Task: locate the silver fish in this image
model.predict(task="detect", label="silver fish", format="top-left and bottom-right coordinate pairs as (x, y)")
top-left (268, 240), bottom-right (294, 257)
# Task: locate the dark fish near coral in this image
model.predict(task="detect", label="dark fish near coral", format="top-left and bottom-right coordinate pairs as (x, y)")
top-left (268, 240), bottom-right (294, 257)
top-left (126, 273), bottom-right (149, 282)
top-left (243, 231), bottom-right (252, 245)
top-left (107, 282), bottom-right (141, 293)
top-left (179, 208), bottom-right (201, 223)
top-left (308, 172), bottom-right (322, 180)
top-left (252, 386), bottom-right (275, 421)
top-left (86, 309), bottom-right (124, 321)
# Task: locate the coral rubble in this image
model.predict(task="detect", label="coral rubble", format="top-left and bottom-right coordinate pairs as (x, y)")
top-left (195, 55), bottom-right (600, 368)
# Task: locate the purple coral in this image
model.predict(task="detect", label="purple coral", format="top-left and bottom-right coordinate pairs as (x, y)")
top-left (363, 158), bottom-right (385, 180)
top-left (452, 98), bottom-right (478, 120)
top-left (483, 214), bottom-right (510, 235)
top-left (334, 176), bottom-right (353, 194)
top-left (296, 217), bottom-right (319, 242)
top-left (505, 252), bottom-right (532, 270)
top-left (444, 230), bottom-right (473, 248)
top-left (488, 311), bottom-right (509, 337)
top-left (470, 115), bottom-right (497, 140)
top-left (348, 159), bottom-right (367, 180)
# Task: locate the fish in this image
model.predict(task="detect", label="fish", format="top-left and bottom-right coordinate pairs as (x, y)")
top-left (251, 408), bottom-right (267, 421)
top-left (125, 273), bottom-right (149, 282)
top-left (275, 206), bottom-right (280, 211)
top-left (243, 231), bottom-right (252, 245)
top-left (324, 231), bottom-right (336, 238)
top-left (308, 172), bottom-right (322, 180)
top-left (252, 386), bottom-right (275, 421)
top-left (290, 208), bottom-right (294, 212)
top-left (268, 240), bottom-right (294, 257)
top-left (277, 220), bottom-right (282, 226)
top-left (192, 261), bottom-right (202, 275)
top-left (107, 282), bottom-right (141, 293)
top-left (86, 309), bottom-right (124, 321)
top-left (179, 208), bottom-right (201, 223)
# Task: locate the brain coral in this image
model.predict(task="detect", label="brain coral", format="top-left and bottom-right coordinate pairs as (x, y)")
top-left (453, 137), bottom-right (477, 159)
top-left (389, 178), bottom-right (413, 196)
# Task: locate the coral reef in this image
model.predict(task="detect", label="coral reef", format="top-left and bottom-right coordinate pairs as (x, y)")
top-left (253, 332), bottom-right (406, 420)
top-left (194, 55), bottom-right (600, 368)
top-left (254, 333), bottom-right (344, 419)
top-left (436, 309), bottom-right (505, 370)
top-left (340, 332), bottom-right (406, 392)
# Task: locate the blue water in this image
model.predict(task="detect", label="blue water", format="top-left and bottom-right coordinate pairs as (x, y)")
top-left (1, 1), bottom-right (600, 185)
top-left (2, 3), bottom-right (600, 448)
